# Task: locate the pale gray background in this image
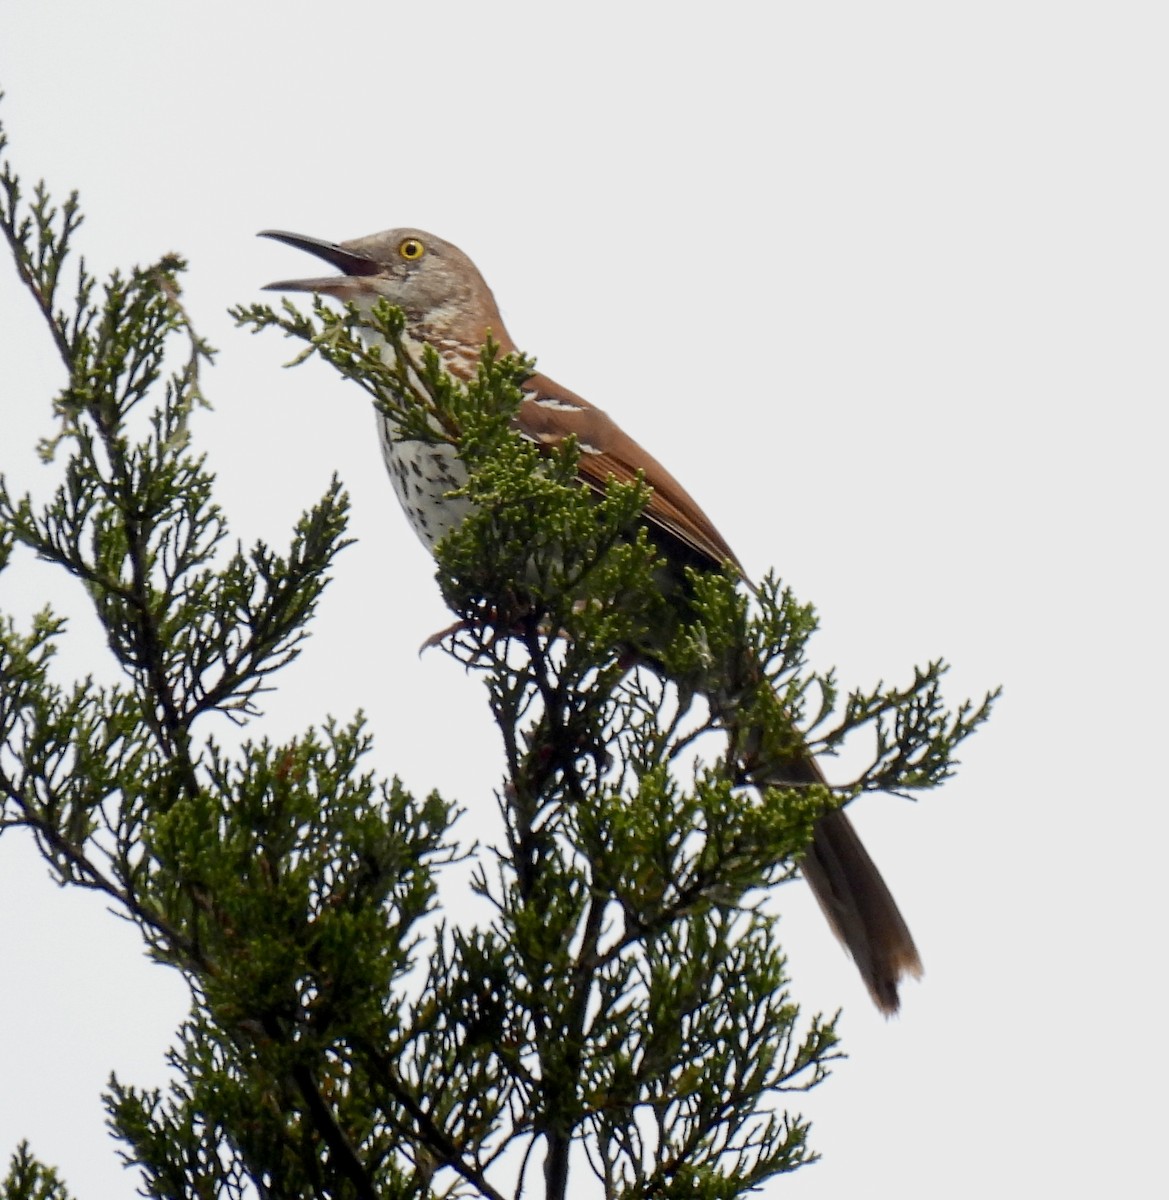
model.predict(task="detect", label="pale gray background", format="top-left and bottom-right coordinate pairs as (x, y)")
top-left (1, 2), bottom-right (1164, 1196)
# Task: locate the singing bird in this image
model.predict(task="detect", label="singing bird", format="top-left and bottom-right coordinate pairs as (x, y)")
top-left (261, 227), bottom-right (922, 1014)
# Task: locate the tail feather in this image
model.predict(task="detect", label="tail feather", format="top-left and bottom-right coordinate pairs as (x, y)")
top-left (655, 590), bottom-right (924, 1014)
top-left (737, 705), bottom-right (923, 1014)
top-left (800, 806), bottom-right (923, 1015)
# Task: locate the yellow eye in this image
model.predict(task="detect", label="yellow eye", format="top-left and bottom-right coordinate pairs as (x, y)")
top-left (398, 237), bottom-right (425, 261)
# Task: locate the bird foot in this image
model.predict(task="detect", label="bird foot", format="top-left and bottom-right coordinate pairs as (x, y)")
top-left (417, 611), bottom-right (533, 657)
top-left (418, 618), bottom-right (477, 654)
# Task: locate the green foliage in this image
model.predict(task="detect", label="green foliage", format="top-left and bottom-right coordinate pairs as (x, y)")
top-left (235, 289), bottom-right (996, 1197)
top-left (234, 291), bottom-right (854, 1198)
top-left (1, 98), bottom-right (996, 1200)
top-left (1, 1144), bottom-right (73, 1200)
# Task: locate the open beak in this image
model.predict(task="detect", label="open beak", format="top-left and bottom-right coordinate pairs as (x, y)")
top-left (259, 230), bottom-right (382, 294)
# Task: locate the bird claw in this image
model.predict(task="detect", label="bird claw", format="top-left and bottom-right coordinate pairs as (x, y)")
top-left (417, 611), bottom-right (523, 657)
top-left (418, 618), bottom-right (476, 654)
top-left (419, 608), bottom-right (576, 659)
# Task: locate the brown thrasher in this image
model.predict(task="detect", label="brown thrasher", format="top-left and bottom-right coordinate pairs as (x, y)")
top-left (261, 227), bottom-right (923, 1014)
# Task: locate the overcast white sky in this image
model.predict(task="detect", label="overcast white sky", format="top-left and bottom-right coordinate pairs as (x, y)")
top-left (1, 3), bottom-right (1165, 1197)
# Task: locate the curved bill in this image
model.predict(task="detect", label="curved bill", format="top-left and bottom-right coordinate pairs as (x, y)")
top-left (259, 229), bottom-right (381, 293)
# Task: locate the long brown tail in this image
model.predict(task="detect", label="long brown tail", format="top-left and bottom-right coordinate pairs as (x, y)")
top-left (648, 587), bottom-right (923, 1013)
top-left (721, 679), bottom-right (923, 1014)
top-left (800, 804), bottom-right (923, 1015)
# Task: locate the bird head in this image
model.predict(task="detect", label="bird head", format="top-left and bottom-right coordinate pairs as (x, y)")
top-left (260, 227), bottom-right (510, 350)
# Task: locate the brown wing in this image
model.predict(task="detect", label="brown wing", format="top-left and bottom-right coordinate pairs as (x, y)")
top-left (515, 371), bottom-right (744, 575)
